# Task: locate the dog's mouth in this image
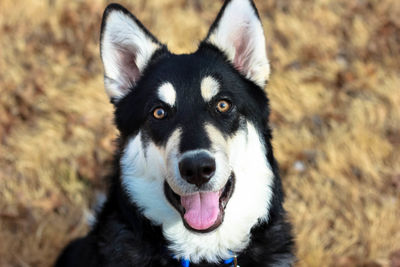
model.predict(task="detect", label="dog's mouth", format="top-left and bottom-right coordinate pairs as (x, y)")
top-left (164, 173), bottom-right (235, 233)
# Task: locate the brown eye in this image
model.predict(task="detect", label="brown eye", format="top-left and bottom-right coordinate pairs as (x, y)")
top-left (216, 100), bottom-right (231, 113)
top-left (153, 107), bottom-right (166, 119)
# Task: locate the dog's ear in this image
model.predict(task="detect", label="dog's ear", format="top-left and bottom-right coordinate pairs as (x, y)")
top-left (204, 0), bottom-right (269, 88)
top-left (100, 4), bottom-right (163, 103)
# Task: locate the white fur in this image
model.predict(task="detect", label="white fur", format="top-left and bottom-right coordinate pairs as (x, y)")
top-left (206, 0), bottom-right (270, 87)
top-left (201, 76), bottom-right (220, 102)
top-left (158, 82), bottom-right (177, 106)
top-left (101, 9), bottom-right (160, 101)
top-left (121, 122), bottom-right (274, 263)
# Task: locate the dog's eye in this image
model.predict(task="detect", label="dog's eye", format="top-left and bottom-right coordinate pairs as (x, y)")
top-left (216, 100), bottom-right (231, 113)
top-left (153, 107), bottom-right (167, 119)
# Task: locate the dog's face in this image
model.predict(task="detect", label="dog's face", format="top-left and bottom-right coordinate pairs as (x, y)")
top-left (100, 0), bottom-right (275, 262)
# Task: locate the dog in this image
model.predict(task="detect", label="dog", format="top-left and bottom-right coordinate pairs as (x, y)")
top-left (55, 0), bottom-right (294, 266)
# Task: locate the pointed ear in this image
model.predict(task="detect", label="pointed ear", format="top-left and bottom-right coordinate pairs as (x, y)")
top-left (100, 4), bottom-right (164, 102)
top-left (204, 0), bottom-right (270, 88)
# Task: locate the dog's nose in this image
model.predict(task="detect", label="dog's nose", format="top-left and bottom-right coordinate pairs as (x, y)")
top-left (178, 152), bottom-right (216, 187)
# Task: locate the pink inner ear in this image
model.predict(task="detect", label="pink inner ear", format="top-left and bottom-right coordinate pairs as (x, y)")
top-left (116, 45), bottom-right (141, 90)
top-left (232, 24), bottom-right (253, 75)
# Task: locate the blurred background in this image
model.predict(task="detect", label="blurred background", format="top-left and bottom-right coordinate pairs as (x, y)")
top-left (0, 0), bottom-right (399, 266)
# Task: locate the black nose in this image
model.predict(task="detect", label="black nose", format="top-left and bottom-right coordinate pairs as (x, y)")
top-left (178, 152), bottom-right (216, 187)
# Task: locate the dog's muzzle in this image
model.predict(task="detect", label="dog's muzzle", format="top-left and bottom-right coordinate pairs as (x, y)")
top-left (178, 151), bottom-right (216, 187)
top-left (164, 150), bottom-right (235, 232)
top-left (165, 176), bottom-right (235, 233)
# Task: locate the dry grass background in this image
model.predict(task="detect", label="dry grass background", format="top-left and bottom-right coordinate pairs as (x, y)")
top-left (0, 0), bottom-right (399, 266)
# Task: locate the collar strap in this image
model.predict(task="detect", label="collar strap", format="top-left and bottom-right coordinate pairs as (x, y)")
top-left (179, 255), bottom-right (238, 267)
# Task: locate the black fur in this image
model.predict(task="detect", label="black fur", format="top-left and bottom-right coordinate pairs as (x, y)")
top-left (55, 1), bottom-right (294, 266)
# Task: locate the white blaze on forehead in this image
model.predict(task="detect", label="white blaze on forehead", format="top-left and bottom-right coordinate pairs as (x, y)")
top-left (158, 82), bottom-right (176, 106)
top-left (201, 76), bottom-right (220, 102)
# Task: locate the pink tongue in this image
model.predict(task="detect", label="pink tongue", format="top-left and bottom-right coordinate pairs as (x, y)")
top-left (180, 192), bottom-right (220, 230)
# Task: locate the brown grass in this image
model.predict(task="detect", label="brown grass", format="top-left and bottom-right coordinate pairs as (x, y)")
top-left (0, 0), bottom-right (399, 266)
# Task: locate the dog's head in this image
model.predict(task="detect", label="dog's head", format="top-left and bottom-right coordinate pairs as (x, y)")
top-left (100, 0), bottom-right (276, 262)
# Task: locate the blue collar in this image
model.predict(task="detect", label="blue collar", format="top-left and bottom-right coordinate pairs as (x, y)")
top-left (178, 255), bottom-right (238, 267)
